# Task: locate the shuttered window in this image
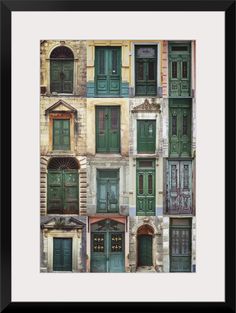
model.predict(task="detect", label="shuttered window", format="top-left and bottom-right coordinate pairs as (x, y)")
top-left (53, 119), bottom-right (70, 150)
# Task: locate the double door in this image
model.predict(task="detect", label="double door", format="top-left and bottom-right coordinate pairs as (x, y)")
top-left (137, 120), bottom-right (156, 153)
top-left (50, 60), bottom-right (73, 94)
top-left (91, 220), bottom-right (125, 272)
top-left (95, 47), bottom-right (121, 96)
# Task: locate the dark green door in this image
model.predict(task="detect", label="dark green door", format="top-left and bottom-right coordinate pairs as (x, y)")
top-left (53, 119), bottom-right (70, 150)
top-left (166, 160), bottom-right (192, 214)
top-left (97, 170), bottom-right (119, 213)
top-left (50, 60), bottom-right (73, 93)
top-left (48, 170), bottom-right (79, 214)
top-left (137, 120), bottom-right (156, 153)
top-left (96, 106), bottom-right (120, 153)
top-left (170, 219), bottom-right (191, 272)
top-left (95, 47), bottom-right (121, 96)
top-left (53, 238), bottom-right (72, 271)
top-left (135, 46), bottom-right (157, 96)
top-left (169, 43), bottom-right (191, 97)
top-left (136, 160), bottom-right (155, 216)
top-left (169, 99), bottom-right (191, 157)
top-left (138, 235), bottom-right (153, 266)
top-left (91, 220), bottom-right (125, 272)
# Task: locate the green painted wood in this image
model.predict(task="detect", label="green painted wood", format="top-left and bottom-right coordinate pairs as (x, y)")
top-left (135, 46), bottom-right (157, 96)
top-left (167, 160), bottom-right (192, 215)
top-left (53, 119), bottom-right (70, 150)
top-left (169, 43), bottom-right (191, 97)
top-left (136, 160), bottom-right (155, 216)
top-left (138, 235), bottom-right (152, 266)
top-left (48, 169), bottom-right (78, 214)
top-left (95, 47), bottom-right (121, 96)
top-left (137, 120), bottom-right (156, 153)
top-left (170, 225), bottom-right (191, 272)
top-left (53, 238), bottom-right (72, 271)
top-left (50, 60), bottom-right (73, 93)
top-left (91, 220), bottom-right (125, 272)
top-left (96, 106), bottom-right (120, 153)
top-left (169, 100), bottom-right (191, 157)
top-left (97, 170), bottom-right (119, 213)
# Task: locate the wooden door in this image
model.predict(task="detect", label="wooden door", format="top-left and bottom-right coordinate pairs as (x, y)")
top-left (169, 99), bottom-right (191, 157)
top-left (95, 47), bottom-right (121, 96)
top-left (166, 160), bottom-right (192, 214)
top-left (170, 219), bottom-right (191, 272)
top-left (138, 235), bottom-right (153, 266)
top-left (135, 46), bottom-right (157, 96)
top-left (96, 106), bottom-right (120, 153)
top-left (97, 170), bottom-right (119, 213)
top-left (50, 60), bottom-right (73, 93)
top-left (136, 160), bottom-right (155, 216)
top-left (53, 238), bottom-right (72, 271)
top-left (53, 119), bottom-right (70, 150)
top-left (137, 120), bottom-right (156, 153)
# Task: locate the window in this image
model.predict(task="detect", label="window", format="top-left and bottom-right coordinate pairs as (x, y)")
top-left (53, 119), bottom-right (70, 150)
top-left (50, 46), bottom-right (74, 94)
top-left (137, 120), bottom-right (156, 153)
top-left (47, 157), bottom-right (79, 214)
top-left (96, 106), bottom-right (120, 153)
top-left (135, 46), bottom-right (157, 96)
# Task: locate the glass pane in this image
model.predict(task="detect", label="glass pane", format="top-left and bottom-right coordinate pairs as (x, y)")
top-left (111, 108), bottom-right (118, 129)
top-left (148, 123), bottom-right (153, 137)
top-left (138, 160), bottom-right (153, 168)
top-left (112, 49), bottom-right (117, 74)
top-left (98, 110), bottom-right (105, 132)
top-left (172, 115), bottom-right (177, 135)
top-left (111, 234), bottom-right (122, 252)
top-left (172, 62), bottom-right (177, 78)
top-left (50, 46), bottom-right (74, 59)
top-left (171, 165), bottom-right (177, 189)
top-left (183, 165), bottom-right (189, 189)
top-left (182, 61), bottom-right (188, 78)
top-left (139, 175), bottom-right (143, 194)
top-left (99, 49), bottom-right (105, 74)
top-left (148, 62), bottom-right (155, 80)
top-left (181, 230), bottom-right (190, 255)
top-left (136, 47), bottom-right (156, 58)
top-left (171, 218), bottom-right (191, 226)
top-left (137, 62), bottom-right (144, 80)
top-left (183, 115), bottom-right (188, 135)
top-left (98, 170), bottom-right (118, 179)
top-left (172, 229), bottom-right (180, 255)
top-left (148, 174), bottom-right (153, 194)
top-left (93, 234), bottom-right (105, 252)
top-left (171, 46), bottom-right (188, 52)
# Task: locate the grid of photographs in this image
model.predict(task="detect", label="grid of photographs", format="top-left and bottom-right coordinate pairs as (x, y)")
top-left (40, 40), bottom-right (196, 273)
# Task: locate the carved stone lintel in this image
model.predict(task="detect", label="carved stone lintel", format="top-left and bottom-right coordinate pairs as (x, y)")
top-left (131, 98), bottom-right (161, 113)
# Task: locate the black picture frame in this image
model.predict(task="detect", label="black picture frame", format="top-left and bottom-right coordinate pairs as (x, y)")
top-left (0, 0), bottom-right (235, 312)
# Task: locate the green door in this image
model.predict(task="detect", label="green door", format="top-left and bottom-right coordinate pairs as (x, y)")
top-left (169, 99), bottom-right (191, 157)
top-left (53, 238), bottom-right (72, 271)
top-left (135, 46), bottom-right (157, 96)
top-left (136, 160), bottom-right (155, 216)
top-left (53, 119), bottom-right (70, 150)
top-left (50, 60), bottom-right (73, 93)
top-left (137, 120), bottom-right (156, 153)
top-left (91, 220), bottom-right (125, 272)
top-left (97, 170), bottom-right (119, 213)
top-left (48, 170), bottom-right (79, 214)
top-left (170, 219), bottom-right (191, 272)
top-left (138, 235), bottom-right (153, 266)
top-left (166, 160), bottom-right (192, 215)
top-left (96, 106), bottom-right (120, 153)
top-left (169, 43), bottom-right (191, 97)
top-left (95, 47), bottom-right (121, 96)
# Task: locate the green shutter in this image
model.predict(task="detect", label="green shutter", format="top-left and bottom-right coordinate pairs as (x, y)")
top-left (95, 47), bottom-right (121, 96)
top-left (169, 99), bottom-right (191, 157)
top-left (137, 120), bottom-right (156, 153)
top-left (53, 119), bottom-right (70, 151)
top-left (53, 238), bottom-right (72, 271)
top-left (50, 60), bottom-right (73, 93)
top-left (96, 107), bottom-right (120, 153)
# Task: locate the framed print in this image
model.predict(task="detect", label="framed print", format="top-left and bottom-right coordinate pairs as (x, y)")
top-left (1, 0), bottom-right (235, 312)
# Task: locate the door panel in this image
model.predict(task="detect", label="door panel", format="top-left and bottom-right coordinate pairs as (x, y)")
top-left (138, 235), bottom-right (152, 266)
top-left (91, 233), bottom-right (107, 272)
top-left (137, 120), bottom-right (156, 153)
top-left (53, 238), bottom-right (72, 271)
top-left (95, 47), bottom-right (121, 96)
top-left (109, 233), bottom-right (125, 272)
top-left (96, 107), bottom-right (120, 153)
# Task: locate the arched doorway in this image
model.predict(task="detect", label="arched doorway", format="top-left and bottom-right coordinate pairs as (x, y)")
top-left (47, 157), bottom-right (79, 214)
top-left (137, 224), bottom-right (154, 267)
top-left (50, 46), bottom-right (74, 94)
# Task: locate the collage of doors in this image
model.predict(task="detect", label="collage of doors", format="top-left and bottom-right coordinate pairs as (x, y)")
top-left (40, 39), bottom-right (196, 273)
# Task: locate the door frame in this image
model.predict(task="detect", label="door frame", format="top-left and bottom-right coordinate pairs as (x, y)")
top-left (131, 42), bottom-right (161, 96)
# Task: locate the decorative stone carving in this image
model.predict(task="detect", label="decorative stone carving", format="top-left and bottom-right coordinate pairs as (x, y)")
top-left (131, 98), bottom-right (161, 113)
